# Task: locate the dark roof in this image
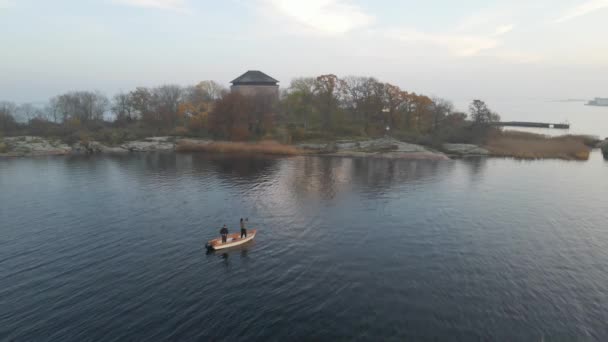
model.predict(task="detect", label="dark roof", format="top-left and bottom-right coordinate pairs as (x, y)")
top-left (231, 70), bottom-right (279, 85)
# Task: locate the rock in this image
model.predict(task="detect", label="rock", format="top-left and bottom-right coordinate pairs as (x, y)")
top-left (72, 141), bottom-right (128, 154)
top-left (2, 136), bottom-right (71, 156)
top-left (121, 137), bottom-right (175, 152)
top-left (318, 138), bottom-right (448, 160)
top-left (442, 143), bottom-right (490, 156)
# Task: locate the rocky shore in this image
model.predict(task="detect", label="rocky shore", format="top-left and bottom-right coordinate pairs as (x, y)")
top-left (4, 135), bottom-right (600, 160)
top-left (296, 138), bottom-right (449, 160)
top-left (1, 136), bottom-right (453, 160)
top-left (0, 136), bottom-right (176, 157)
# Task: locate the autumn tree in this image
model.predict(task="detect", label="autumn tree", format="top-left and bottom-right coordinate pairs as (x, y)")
top-left (314, 74), bottom-right (342, 130)
top-left (208, 92), bottom-right (252, 140)
top-left (179, 81), bottom-right (227, 134)
top-left (284, 78), bottom-right (318, 129)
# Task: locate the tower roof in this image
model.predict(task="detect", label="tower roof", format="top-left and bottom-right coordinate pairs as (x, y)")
top-left (231, 70), bottom-right (279, 85)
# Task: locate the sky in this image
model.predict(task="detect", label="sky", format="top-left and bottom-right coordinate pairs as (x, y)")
top-left (0, 0), bottom-right (607, 104)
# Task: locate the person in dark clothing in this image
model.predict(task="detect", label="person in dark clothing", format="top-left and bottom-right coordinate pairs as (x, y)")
top-left (220, 225), bottom-right (228, 243)
top-left (240, 218), bottom-right (247, 238)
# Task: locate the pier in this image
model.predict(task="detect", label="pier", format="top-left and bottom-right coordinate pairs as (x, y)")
top-left (494, 121), bottom-right (570, 129)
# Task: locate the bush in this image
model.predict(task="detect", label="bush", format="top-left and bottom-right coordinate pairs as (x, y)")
top-left (171, 126), bottom-right (189, 137)
top-left (0, 142), bottom-right (7, 153)
top-left (288, 127), bottom-right (306, 142)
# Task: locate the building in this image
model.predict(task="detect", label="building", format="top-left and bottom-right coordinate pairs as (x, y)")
top-left (230, 70), bottom-right (279, 99)
top-left (587, 97), bottom-right (608, 106)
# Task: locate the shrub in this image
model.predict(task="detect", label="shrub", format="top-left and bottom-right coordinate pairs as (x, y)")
top-left (171, 126), bottom-right (189, 137)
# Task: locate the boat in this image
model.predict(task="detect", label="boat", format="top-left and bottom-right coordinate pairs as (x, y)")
top-left (206, 229), bottom-right (257, 251)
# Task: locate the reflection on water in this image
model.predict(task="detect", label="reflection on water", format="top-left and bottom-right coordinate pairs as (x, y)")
top-left (1, 152), bottom-right (608, 341)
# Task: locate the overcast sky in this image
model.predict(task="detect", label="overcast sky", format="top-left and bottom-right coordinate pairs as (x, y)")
top-left (1, 0), bottom-right (607, 103)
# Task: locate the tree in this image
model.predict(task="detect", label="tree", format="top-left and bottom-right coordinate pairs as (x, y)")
top-left (15, 103), bottom-right (42, 122)
top-left (469, 99), bottom-right (500, 125)
top-left (0, 101), bottom-right (17, 133)
top-left (284, 78), bottom-right (318, 129)
top-left (153, 85), bottom-right (182, 127)
top-left (430, 97), bottom-right (454, 131)
top-left (314, 74), bottom-right (342, 130)
top-left (52, 91), bottom-right (109, 124)
top-left (112, 92), bottom-right (136, 124)
top-left (208, 92), bottom-right (253, 140)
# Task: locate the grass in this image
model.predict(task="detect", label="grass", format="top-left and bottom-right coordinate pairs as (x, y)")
top-left (484, 131), bottom-right (591, 160)
top-left (175, 140), bottom-right (305, 156)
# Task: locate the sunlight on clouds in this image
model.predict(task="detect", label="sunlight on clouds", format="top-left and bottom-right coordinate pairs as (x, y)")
top-left (556, 0), bottom-right (608, 22)
top-left (263, 0), bottom-right (373, 34)
top-left (113, 0), bottom-right (189, 12)
top-left (387, 29), bottom-right (502, 57)
top-left (494, 24), bottom-right (514, 36)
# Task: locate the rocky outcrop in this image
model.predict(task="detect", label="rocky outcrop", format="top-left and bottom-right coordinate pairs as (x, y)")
top-left (120, 136), bottom-right (175, 152)
top-left (1, 136), bottom-right (71, 157)
top-left (298, 138), bottom-right (449, 160)
top-left (442, 143), bottom-right (489, 156)
top-left (72, 141), bottom-right (128, 154)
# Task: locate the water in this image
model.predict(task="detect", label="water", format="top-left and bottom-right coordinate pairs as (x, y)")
top-left (1, 152), bottom-right (608, 341)
top-left (455, 98), bottom-right (608, 138)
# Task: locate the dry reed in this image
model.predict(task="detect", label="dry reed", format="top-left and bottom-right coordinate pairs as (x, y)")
top-left (485, 131), bottom-right (591, 160)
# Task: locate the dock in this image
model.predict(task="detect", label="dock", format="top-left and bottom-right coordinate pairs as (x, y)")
top-left (493, 121), bottom-right (570, 129)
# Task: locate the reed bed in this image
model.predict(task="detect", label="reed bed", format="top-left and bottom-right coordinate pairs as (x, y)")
top-left (485, 131), bottom-right (591, 160)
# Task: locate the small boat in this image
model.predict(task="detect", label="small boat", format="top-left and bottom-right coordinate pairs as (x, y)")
top-left (206, 229), bottom-right (257, 251)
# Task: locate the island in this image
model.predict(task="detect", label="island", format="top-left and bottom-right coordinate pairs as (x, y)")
top-left (0, 71), bottom-right (604, 161)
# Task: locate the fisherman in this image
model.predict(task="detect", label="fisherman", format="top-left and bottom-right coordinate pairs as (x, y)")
top-left (220, 224), bottom-right (229, 243)
top-left (240, 218), bottom-right (247, 238)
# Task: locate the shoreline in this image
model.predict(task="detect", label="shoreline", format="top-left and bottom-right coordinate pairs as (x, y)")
top-left (1, 135), bottom-right (602, 161)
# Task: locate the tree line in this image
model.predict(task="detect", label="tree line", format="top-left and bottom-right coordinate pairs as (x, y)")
top-left (0, 75), bottom-right (500, 145)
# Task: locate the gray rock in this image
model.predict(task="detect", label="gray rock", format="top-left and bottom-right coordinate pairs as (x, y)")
top-left (443, 143), bottom-right (489, 156)
top-left (2, 136), bottom-right (71, 156)
top-left (121, 137), bottom-right (175, 152)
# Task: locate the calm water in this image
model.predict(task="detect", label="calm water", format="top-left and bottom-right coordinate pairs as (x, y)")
top-left (455, 99), bottom-right (608, 138)
top-left (2, 152), bottom-right (608, 341)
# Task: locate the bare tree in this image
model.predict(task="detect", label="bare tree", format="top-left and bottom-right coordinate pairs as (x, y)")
top-left (52, 91), bottom-right (109, 123)
top-left (469, 99), bottom-right (500, 125)
top-left (430, 97), bottom-right (454, 130)
top-left (0, 101), bottom-right (18, 133)
top-left (112, 92), bottom-right (136, 123)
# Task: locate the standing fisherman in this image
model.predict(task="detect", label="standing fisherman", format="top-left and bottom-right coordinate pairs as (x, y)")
top-left (220, 224), bottom-right (229, 243)
top-left (240, 218), bottom-right (247, 238)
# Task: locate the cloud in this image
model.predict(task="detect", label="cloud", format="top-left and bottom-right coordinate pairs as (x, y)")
top-left (112, 0), bottom-right (189, 12)
top-left (386, 26), bottom-right (513, 57)
top-left (493, 24), bottom-right (514, 36)
top-left (0, 0), bottom-right (15, 9)
top-left (261, 0), bottom-right (374, 35)
top-left (556, 0), bottom-right (608, 23)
